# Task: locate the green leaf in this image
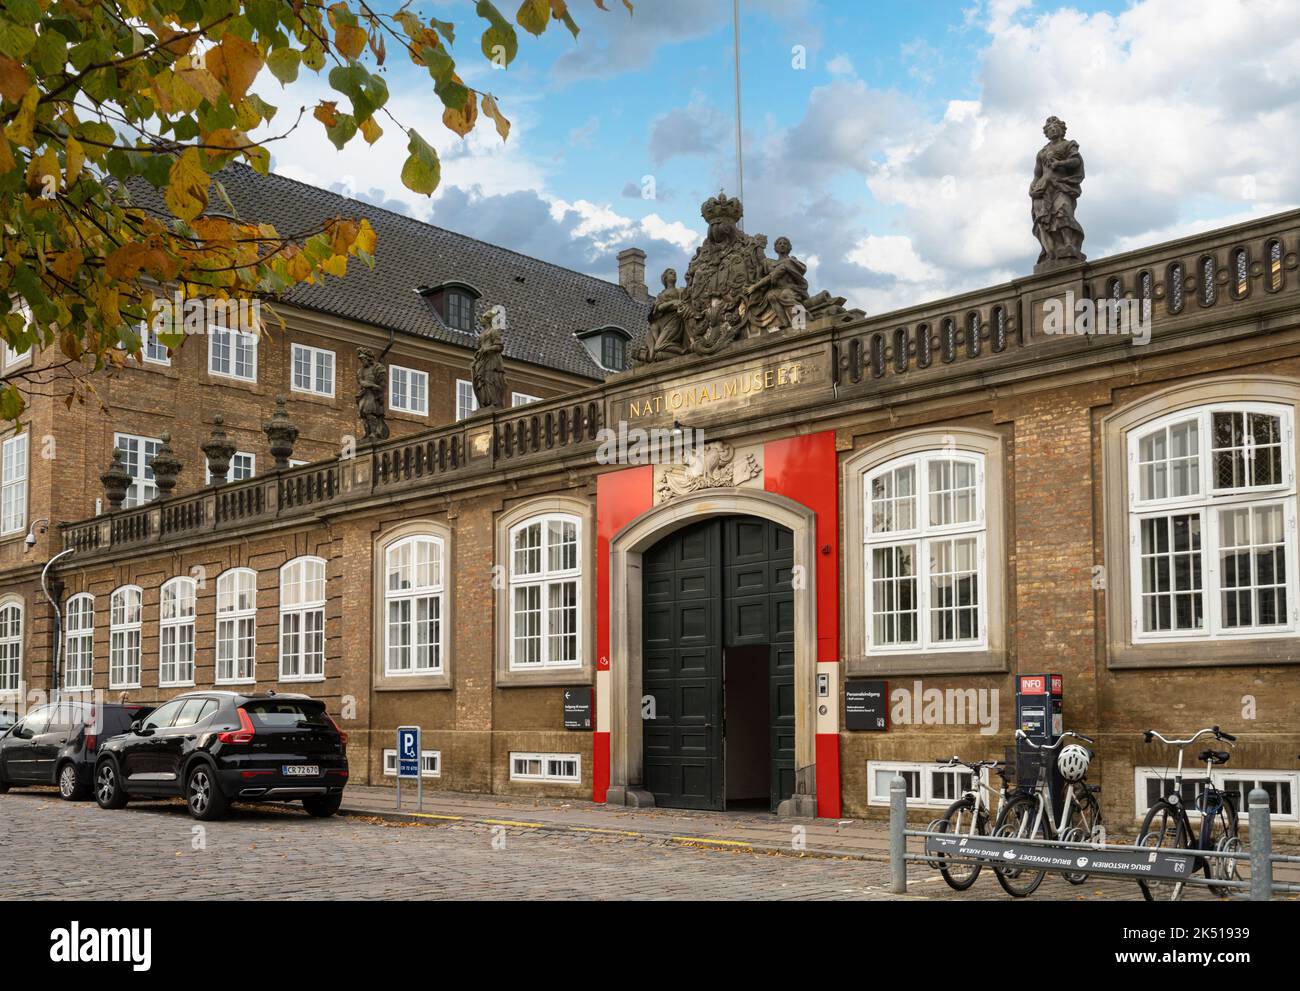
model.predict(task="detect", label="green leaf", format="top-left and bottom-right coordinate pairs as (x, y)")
top-left (328, 62), bottom-right (388, 124)
top-left (267, 47), bottom-right (300, 85)
top-left (400, 129), bottom-right (441, 195)
top-left (0, 21), bottom-right (38, 60)
top-left (516, 0), bottom-right (550, 36)
top-left (476, 1), bottom-right (518, 67)
top-left (325, 111), bottom-right (357, 150)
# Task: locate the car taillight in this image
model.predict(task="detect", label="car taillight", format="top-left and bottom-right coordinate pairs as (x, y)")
top-left (217, 707), bottom-right (256, 745)
top-left (326, 713), bottom-right (348, 746)
top-left (85, 734), bottom-right (97, 752)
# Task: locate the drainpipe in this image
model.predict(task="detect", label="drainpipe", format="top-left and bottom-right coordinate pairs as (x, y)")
top-left (41, 548), bottom-right (75, 701)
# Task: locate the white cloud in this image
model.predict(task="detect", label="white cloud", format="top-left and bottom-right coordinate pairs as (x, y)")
top-left (826, 54), bottom-right (856, 78)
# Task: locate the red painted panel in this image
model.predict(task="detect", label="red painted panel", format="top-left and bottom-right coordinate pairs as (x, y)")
top-left (592, 731), bottom-right (610, 803)
top-left (815, 733), bottom-right (842, 819)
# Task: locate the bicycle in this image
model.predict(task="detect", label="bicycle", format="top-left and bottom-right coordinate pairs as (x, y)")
top-left (992, 729), bottom-right (1104, 898)
top-left (925, 756), bottom-right (1012, 891)
top-left (1137, 726), bottom-right (1240, 901)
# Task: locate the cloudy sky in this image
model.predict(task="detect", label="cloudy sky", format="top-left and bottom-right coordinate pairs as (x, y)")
top-left (258, 0), bottom-right (1300, 314)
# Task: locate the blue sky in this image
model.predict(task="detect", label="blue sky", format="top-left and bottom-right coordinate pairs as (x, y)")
top-left (260, 0), bottom-right (1300, 313)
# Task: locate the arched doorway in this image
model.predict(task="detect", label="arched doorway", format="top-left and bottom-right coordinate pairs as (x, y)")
top-left (641, 516), bottom-right (794, 812)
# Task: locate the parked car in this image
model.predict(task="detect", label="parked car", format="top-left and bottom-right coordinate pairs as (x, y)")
top-left (0, 701), bottom-right (154, 800)
top-left (0, 708), bottom-right (16, 735)
top-left (94, 691), bottom-right (349, 820)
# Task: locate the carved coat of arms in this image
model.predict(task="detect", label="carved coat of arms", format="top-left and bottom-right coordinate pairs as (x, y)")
top-left (657, 442), bottom-right (762, 501)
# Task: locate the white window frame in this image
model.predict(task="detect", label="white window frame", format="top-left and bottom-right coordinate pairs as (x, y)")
top-left (134, 321), bottom-right (171, 365)
top-left (280, 556), bottom-right (326, 682)
top-left (290, 343), bottom-right (335, 397)
top-left (63, 593), bottom-right (95, 692)
top-left (509, 752), bottom-right (581, 783)
top-left (205, 451), bottom-right (255, 484)
top-left (1128, 402), bottom-right (1298, 644)
top-left (1, 432), bottom-right (28, 536)
top-left (108, 586), bottom-right (141, 690)
top-left (389, 365), bottom-right (428, 417)
top-left (382, 749), bottom-right (442, 778)
top-left (1133, 766), bottom-right (1299, 824)
top-left (863, 451), bottom-right (987, 655)
top-left (456, 379), bottom-right (478, 421)
top-left (0, 597), bottom-right (22, 694)
top-left (216, 568), bottom-right (257, 684)
top-left (114, 433), bottom-right (162, 508)
top-left (207, 325), bottom-right (258, 382)
top-left (159, 577), bottom-right (196, 687)
top-left (512, 392), bottom-right (541, 407)
top-left (384, 535), bottom-right (445, 677)
top-left (507, 513), bottom-right (582, 671)
top-left (866, 760), bottom-right (990, 810)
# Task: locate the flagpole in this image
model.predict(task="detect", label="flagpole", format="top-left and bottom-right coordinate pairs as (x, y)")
top-left (733, 0), bottom-right (744, 224)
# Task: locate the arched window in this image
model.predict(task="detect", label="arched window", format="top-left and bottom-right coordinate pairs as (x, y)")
top-left (1168, 262), bottom-right (1185, 314)
top-left (159, 577), bottom-right (196, 686)
top-left (508, 514), bottom-right (581, 669)
top-left (1200, 255), bottom-right (1218, 307)
top-left (216, 569), bottom-right (257, 684)
top-left (385, 536), bottom-right (445, 675)
top-left (280, 557), bottom-right (326, 680)
top-left (109, 586), bottom-right (141, 689)
top-left (1128, 402), bottom-right (1296, 640)
top-left (1232, 248), bottom-right (1250, 300)
top-left (65, 594), bottom-right (94, 691)
top-left (864, 451), bottom-right (987, 653)
top-left (1268, 239), bottom-right (1284, 293)
top-left (1139, 270), bottom-right (1155, 324)
top-left (0, 597), bottom-right (22, 693)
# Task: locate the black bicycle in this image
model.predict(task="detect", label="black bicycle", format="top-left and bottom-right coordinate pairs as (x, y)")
top-left (1137, 726), bottom-right (1241, 901)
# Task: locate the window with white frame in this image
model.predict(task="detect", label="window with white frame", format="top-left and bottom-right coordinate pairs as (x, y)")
top-left (208, 326), bottom-right (257, 382)
top-left (867, 760), bottom-right (987, 809)
top-left (1134, 767), bottom-right (1298, 824)
top-left (509, 752), bottom-right (581, 783)
top-left (864, 452), bottom-right (986, 653)
top-left (1, 432), bottom-right (28, 535)
top-left (512, 392), bottom-right (540, 407)
top-left (114, 433), bottom-right (161, 508)
top-left (456, 379), bottom-right (478, 421)
top-left (216, 569), bottom-right (257, 683)
top-left (389, 365), bottom-right (428, 416)
top-left (382, 749), bottom-right (441, 777)
top-left (206, 451), bottom-right (255, 483)
top-left (0, 599), bottom-right (21, 693)
top-left (64, 594), bottom-right (94, 691)
top-left (1128, 403), bottom-right (1297, 642)
top-left (280, 557), bottom-right (325, 680)
top-left (108, 586), bottom-right (141, 689)
top-left (508, 514), bottom-right (581, 669)
top-left (3, 302), bottom-right (32, 374)
top-left (384, 536), bottom-right (444, 675)
top-left (131, 321), bottom-right (170, 365)
top-left (159, 577), bottom-right (196, 686)
top-left (291, 343), bottom-right (335, 397)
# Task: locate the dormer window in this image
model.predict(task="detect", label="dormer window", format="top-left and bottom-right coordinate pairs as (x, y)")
top-left (602, 332), bottom-right (627, 372)
top-left (445, 290), bottom-right (474, 332)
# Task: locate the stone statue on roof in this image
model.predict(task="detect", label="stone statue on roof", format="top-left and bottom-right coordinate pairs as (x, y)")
top-left (472, 304), bottom-right (508, 411)
top-left (1030, 115), bottom-right (1087, 273)
top-left (356, 347), bottom-right (389, 441)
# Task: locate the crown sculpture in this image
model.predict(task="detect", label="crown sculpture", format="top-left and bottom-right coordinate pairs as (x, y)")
top-left (634, 193), bottom-right (848, 365)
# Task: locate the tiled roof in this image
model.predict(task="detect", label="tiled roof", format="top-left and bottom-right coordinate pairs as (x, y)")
top-left (126, 163), bottom-right (648, 380)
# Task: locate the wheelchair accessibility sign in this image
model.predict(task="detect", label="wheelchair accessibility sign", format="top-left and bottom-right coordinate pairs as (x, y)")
top-left (397, 726), bottom-right (421, 779)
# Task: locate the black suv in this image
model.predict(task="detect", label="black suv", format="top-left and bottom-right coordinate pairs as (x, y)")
top-left (94, 691), bottom-right (349, 820)
top-left (0, 701), bottom-right (154, 800)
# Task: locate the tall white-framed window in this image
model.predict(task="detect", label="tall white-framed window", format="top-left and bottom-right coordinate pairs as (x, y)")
top-left (509, 752), bottom-right (581, 783)
top-left (0, 597), bottom-right (22, 693)
top-left (456, 379), bottom-right (478, 421)
top-left (159, 577), bottom-right (197, 686)
top-left (385, 536), bottom-right (444, 675)
top-left (64, 594), bottom-right (95, 691)
top-left (512, 392), bottom-right (540, 407)
top-left (109, 586), bottom-right (142, 689)
top-left (206, 451), bottom-right (255, 483)
top-left (389, 365), bottom-right (428, 416)
top-left (280, 556), bottom-right (325, 681)
top-left (1134, 766), bottom-right (1298, 824)
top-left (1128, 402), bottom-right (1297, 642)
top-left (1, 432), bottom-right (28, 535)
top-left (291, 343), bottom-right (335, 397)
top-left (508, 514), bottom-right (581, 669)
top-left (863, 452), bottom-right (986, 653)
top-left (208, 326), bottom-right (257, 382)
top-left (114, 432), bottom-right (162, 508)
top-left (216, 568), bottom-right (257, 684)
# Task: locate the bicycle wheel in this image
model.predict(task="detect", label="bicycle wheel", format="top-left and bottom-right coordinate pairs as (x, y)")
top-left (1137, 799), bottom-right (1189, 901)
top-left (993, 794), bottom-right (1047, 898)
top-left (936, 796), bottom-right (987, 891)
top-left (1200, 794), bottom-right (1242, 899)
top-left (1063, 789), bottom-right (1103, 885)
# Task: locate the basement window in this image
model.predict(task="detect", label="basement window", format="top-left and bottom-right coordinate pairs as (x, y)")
top-left (1134, 767), bottom-right (1298, 823)
top-left (383, 749), bottom-right (441, 778)
top-left (866, 760), bottom-right (987, 810)
top-left (510, 752), bottom-right (581, 783)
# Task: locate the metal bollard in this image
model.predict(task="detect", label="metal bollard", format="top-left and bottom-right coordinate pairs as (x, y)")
top-left (1248, 787), bottom-right (1272, 902)
top-left (890, 774), bottom-right (907, 894)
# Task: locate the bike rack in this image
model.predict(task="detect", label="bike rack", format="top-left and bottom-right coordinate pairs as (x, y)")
top-left (888, 775), bottom-right (1300, 900)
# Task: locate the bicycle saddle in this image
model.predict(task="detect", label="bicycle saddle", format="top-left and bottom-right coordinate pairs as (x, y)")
top-left (1198, 749), bottom-right (1231, 765)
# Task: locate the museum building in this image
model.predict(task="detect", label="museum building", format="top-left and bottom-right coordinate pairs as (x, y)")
top-left (3, 141), bottom-right (1300, 832)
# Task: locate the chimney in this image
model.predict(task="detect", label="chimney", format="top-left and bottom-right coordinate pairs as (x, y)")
top-left (617, 247), bottom-right (648, 302)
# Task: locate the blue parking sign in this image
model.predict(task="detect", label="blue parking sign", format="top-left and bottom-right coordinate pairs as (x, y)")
top-left (397, 726), bottom-right (421, 779)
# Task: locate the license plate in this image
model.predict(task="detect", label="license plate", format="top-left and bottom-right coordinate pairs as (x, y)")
top-left (282, 765), bottom-right (320, 777)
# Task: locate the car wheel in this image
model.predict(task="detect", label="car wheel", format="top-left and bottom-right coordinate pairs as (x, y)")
top-left (303, 793), bottom-right (343, 818)
top-left (186, 764), bottom-right (229, 821)
top-left (94, 761), bottom-right (129, 809)
top-left (57, 762), bottom-right (90, 801)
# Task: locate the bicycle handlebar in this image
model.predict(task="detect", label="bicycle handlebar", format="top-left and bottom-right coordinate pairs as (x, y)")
top-left (1014, 728), bottom-right (1094, 748)
top-left (1143, 726), bottom-right (1237, 747)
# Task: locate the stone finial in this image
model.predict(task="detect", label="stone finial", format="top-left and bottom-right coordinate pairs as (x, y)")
top-left (100, 449), bottom-right (131, 510)
top-left (201, 415), bottom-right (237, 486)
top-left (148, 433), bottom-right (182, 499)
top-left (262, 395), bottom-right (299, 469)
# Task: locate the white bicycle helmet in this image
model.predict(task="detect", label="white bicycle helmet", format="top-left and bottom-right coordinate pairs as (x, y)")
top-left (1057, 744), bottom-right (1091, 782)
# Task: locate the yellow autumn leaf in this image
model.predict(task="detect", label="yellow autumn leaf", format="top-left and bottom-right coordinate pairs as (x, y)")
top-left (65, 136), bottom-right (85, 186)
top-left (481, 93), bottom-right (511, 141)
top-left (442, 89), bottom-right (478, 138)
top-left (4, 87), bottom-right (39, 149)
top-left (359, 116), bottom-right (383, 145)
top-left (164, 147), bottom-right (210, 222)
top-left (320, 253), bottom-right (348, 278)
top-left (354, 218), bottom-right (377, 256)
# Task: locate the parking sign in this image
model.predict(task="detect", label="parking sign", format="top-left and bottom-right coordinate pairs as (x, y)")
top-left (397, 726), bottom-right (421, 779)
